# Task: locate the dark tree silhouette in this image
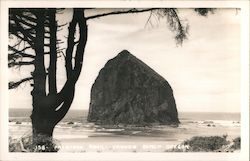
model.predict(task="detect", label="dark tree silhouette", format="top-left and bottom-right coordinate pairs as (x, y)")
top-left (8, 8), bottom-right (214, 152)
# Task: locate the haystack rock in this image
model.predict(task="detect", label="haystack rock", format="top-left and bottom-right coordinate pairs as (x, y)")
top-left (87, 50), bottom-right (180, 126)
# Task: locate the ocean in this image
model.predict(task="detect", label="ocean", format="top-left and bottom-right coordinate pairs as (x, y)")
top-left (9, 108), bottom-right (240, 152)
top-left (9, 108), bottom-right (241, 122)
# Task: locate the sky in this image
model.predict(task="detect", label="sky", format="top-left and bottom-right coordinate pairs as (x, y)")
top-left (9, 8), bottom-right (241, 112)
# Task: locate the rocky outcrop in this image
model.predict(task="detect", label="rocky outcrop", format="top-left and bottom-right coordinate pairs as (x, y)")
top-left (87, 50), bottom-right (179, 125)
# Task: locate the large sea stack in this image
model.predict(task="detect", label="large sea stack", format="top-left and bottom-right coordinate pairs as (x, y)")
top-left (87, 50), bottom-right (179, 125)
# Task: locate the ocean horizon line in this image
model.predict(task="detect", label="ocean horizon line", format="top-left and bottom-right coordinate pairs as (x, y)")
top-left (8, 108), bottom-right (241, 114)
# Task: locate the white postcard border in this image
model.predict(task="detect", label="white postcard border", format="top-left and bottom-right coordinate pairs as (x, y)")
top-left (0, 1), bottom-right (249, 161)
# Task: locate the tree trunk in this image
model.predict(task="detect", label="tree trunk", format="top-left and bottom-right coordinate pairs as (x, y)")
top-left (48, 8), bottom-right (58, 95)
top-left (29, 9), bottom-right (88, 152)
top-left (29, 9), bottom-right (58, 152)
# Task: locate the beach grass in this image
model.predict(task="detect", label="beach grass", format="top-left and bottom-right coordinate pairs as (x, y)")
top-left (9, 135), bottom-right (60, 152)
top-left (167, 135), bottom-right (240, 152)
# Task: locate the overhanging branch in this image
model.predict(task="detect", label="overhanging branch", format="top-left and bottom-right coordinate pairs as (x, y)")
top-left (170, 9), bottom-right (188, 44)
top-left (86, 8), bottom-right (159, 20)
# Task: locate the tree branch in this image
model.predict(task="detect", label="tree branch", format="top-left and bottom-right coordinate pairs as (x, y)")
top-left (8, 61), bottom-right (34, 67)
top-left (8, 52), bottom-right (35, 60)
top-left (155, 8), bottom-right (188, 45)
top-left (169, 9), bottom-right (188, 45)
top-left (48, 8), bottom-right (58, 95)
top-left (144, 10), bottom-right (153, 28)
top-left (17, 13), bottom-right (37, 24)
top-left (65, 9), bottom-right (78, 79)
top-left (72, 9), bottom-right (88, 82)
top-left (10, 16), bottom-right (35, 46)
top-left (9, 77), bottom-right (33, 89)
top-left (54, 88), bottom-right (75, 124)
top-left (15, 14), bottom-right (36, 28)
top-left (13, 15), bottom-right (35, 39)
top-left (86, 8), bottom-right (159, 20)
top-left (8, 45), bottom-right (35, 59)
top-left (9, 31), bottom-right (33, 47)
top-left (55, 9), bottom-right (87, 123)
top-left (194, 8), bottom-right (215, 16)
top-left (9, 38), bottom-right (22, 48)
